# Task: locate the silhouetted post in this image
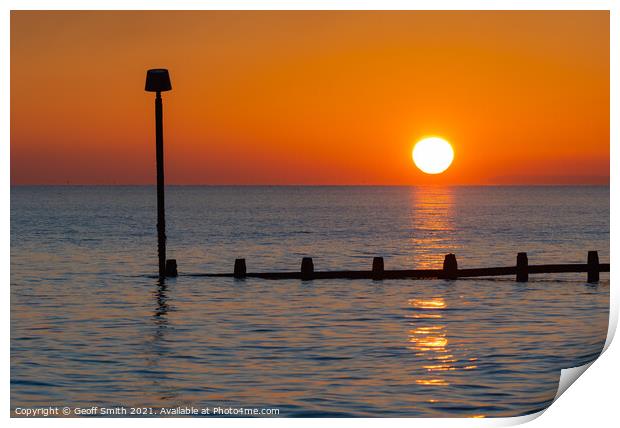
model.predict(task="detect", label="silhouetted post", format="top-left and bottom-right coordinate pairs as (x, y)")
top-left (442, 254), bottom-right (458, 280)
top-left (372, 257), bottom-right (384, 280)
top-left (234, 258), bottom-right (247, 279)
top-left (145, 69), bottom-right (173, 278)
top-left (165, 259), bottom-right (178, 277)
top-left (301, 257), bottom-right (314, 280)
top-left (587, 250), bottom-right (599, 283)
top-left (516, 252), bottom-right (528, 282)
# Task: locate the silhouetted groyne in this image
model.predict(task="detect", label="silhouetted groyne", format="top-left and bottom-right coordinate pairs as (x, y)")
top-left (184, 251), bottom-right (608, 283)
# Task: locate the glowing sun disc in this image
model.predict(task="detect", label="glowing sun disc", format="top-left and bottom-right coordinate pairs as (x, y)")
top-left (412, 137), bottom-right (454, 174)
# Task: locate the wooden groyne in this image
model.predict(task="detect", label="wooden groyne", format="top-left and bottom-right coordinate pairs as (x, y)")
top-left (187, 250), bottom-right (609, 283)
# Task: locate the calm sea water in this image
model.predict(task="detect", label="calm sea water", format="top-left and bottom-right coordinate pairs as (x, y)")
top-left (11, 186), bottom-right (609, 417)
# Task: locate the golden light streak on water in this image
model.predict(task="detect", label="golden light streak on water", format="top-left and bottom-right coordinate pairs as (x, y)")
top-left (415, 379), bottom-right (449, 386)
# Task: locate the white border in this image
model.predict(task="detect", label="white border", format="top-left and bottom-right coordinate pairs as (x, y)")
top-left (3, 1), bottom-right (617, 427)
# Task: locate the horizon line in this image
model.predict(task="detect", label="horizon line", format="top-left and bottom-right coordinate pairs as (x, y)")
top-left (10, 182), bottom-right (611, 187)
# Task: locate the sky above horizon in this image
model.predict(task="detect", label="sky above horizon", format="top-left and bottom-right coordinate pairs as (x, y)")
top-left (11, 11), bottom-right (609, 185)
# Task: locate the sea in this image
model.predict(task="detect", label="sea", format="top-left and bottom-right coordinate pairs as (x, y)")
top-left (10, 185), bottom-right (610, 417)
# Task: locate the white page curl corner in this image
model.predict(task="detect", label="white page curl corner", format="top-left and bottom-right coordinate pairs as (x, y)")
top-left (553, 361), bottom-right (595, 402)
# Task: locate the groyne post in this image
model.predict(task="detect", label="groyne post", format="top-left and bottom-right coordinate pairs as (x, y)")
top-left (516, 252), bottom-right (528, 282)
top-left (234, 258), bottom-right (247, 279)
top-left (587, 250), bottom-right (600, 283)
top-left (372, 257), bottom-right (384, 280)
top-left (165, 259), bottom-right (178, 277)
top-left (442, 254), bottom-right (458, 280)
top-left (301, 257), bottom-right (314, 280)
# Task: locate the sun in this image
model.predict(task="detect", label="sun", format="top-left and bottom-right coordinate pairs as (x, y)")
top-left (412, 137), bottom-right (454, 174)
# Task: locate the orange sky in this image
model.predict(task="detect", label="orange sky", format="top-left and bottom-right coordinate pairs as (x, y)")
top-left (11, 11), bottom-right (609, 185)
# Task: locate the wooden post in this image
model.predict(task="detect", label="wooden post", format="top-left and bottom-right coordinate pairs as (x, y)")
top-left (165, 259), bottom-right (178, 277)
top-left (155, 91), bottom-right (167, 278)
top-left (146, 69), bottom-right (173, 279)
top-left (442, 254), bottom-right (458, 280)
top-left (372, 256), bottom-right (384, 280)
top-left (301, 257), bottom-right (314, 280)
top-left (516, 252), bottom-right (528, 282)
top-left (587, 250), bottom-right (599, 283)
top-left (234, 258), bottom-right (247, 279)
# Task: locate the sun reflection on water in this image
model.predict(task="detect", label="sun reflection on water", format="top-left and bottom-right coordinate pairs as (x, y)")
top-left (408, 297), bottom-right (455, 387)
top-left (410, 187), bottom-right (457, 268)
top-left (407, 296), bottom-right (486, 417)
top-left (409, 299), bottom-right (447, 309)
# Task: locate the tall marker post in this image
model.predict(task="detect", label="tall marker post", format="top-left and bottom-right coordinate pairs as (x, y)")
top-left (145, 68), bottom-right (177, 278)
